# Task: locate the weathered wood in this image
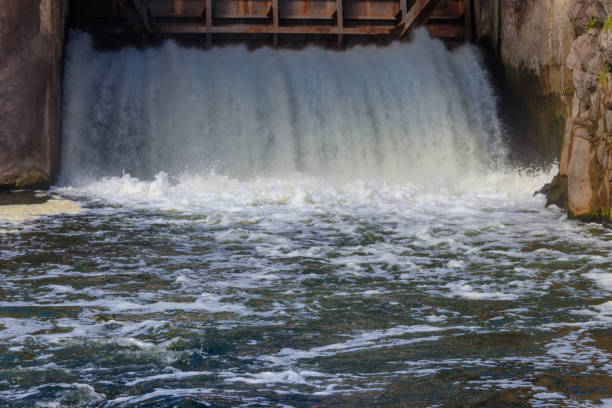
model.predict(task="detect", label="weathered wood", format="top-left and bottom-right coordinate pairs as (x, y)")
top-left (336, 0), bottom-right (343, 48)
top-left (398, 0), bottom-right (446, 37)
top-left (118, 0), bottom-right (153, 34)
top-left (399, 0), bottom-right (407, 20)
top-left (205, 0), bottom-right (212, 48)
top-left (463, 0), bottom-right (472, 42)
top-left (344, 15), bottom-right (398, 21)
top-left (73, 0), bottom-right (469, 45)
top-left (273, 0), bottom-right (279, 47)
top-left (425, 23), bottom-right (464, 38)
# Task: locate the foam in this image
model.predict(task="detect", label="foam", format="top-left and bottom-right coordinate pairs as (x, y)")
top-left (125, 370), bottom-right (213, 386)
top-left (0, 199), bottom-right (81, 223)
top-left (584, 270), bottom-right (612, 291)
top-left (258, 326), bottom-right (445, 366)
top-left (224, 370), bottom-right (326, 385)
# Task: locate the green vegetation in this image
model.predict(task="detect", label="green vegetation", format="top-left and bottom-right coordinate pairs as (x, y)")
top-left (586, 17), bottom-right (603, 31)
top-left (575, 207), bottom-right (612, 224)
top-left (599, 68), bottom-right (608, 89)
top-left (604, 13), bottom-right (612, 32)
top-left (605, 61), bottom-right (612, 73)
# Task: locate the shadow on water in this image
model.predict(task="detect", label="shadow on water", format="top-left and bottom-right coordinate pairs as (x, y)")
top-left (0, 191), bottom-right (48, 206)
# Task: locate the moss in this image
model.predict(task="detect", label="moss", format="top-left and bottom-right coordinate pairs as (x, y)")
top-left (599, 66), bottom-right (610, 91)
top-left (604, 13), bottom-right (612, 32)
top-left (14, 169), bottom-right (49, 189)
top-left (587, 17), bottom-right (603, 31)
top-left (573, 207), bottom-right (612, 224)
top-left (539, 174), bottom-right (568, 210)
top-left (605, 61), bottom-right (612, 73)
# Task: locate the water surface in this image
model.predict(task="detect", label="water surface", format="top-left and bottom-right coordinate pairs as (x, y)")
top-left (0, 30), bottom-right (611, 407)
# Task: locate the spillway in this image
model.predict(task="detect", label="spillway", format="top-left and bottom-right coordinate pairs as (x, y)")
top-left (1, 29), bottom-right (611, 408)
top-left (61, 29), bottom-right (504, 185)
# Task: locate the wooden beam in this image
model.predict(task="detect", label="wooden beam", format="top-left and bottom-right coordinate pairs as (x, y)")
top-left (157, 23), bottom-right (392, 36)
top-left (273, 0), bottom-right (279, 47)
top-left (425, 23), bottom-right (465, 39)
top-left (205, 0), bottom-right (212, 48)
top-left (117, 0), bottom-right (153, 34)
top-left (398, 0), bottom-right (445, 38)
top-left (463, 0), bottom-right (472, 43)
top-left (399, 0), bottom-right (408, 20)
top-left (336, 0), bottom-right (343, 48)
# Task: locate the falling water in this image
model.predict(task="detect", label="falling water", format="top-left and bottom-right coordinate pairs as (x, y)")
top-left (61, 30), bottom-right (505, 185)
top-left (1, 30), bottom-right (611, 408)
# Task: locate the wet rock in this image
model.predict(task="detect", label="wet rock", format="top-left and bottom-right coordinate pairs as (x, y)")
top-left (568, 135), bottom-right (596, 217)
top-left (599, 30), bottom-right (612, 61)
top-left (553, 2), bottom-right (612, 222)
top-left (567, 31), bottom-right (604, 105)
top-left (569, 0), bottom-right (610, 36)
top-left (540, 174), bottom-right (569, 210)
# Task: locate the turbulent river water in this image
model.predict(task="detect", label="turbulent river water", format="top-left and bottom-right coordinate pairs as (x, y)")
top-left (1, 30), bottom-right (612, 407)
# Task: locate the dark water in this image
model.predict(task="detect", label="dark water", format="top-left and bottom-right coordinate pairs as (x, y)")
top-left (1, 184), bottom-right (611, 407)
top-left (1, 30), bottom-right (611, 408)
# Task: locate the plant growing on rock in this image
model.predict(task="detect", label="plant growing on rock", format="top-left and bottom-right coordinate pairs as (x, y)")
top-left (599, 68), bottom-right (609, 89)
top-left (586, 17), bottom-right (603, 31)
top-left (604, 13), bottom-right (612, 32)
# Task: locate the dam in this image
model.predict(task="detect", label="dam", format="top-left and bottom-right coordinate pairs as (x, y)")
top-left (1, 1), bottom-right (612, 407)
top-left (71, 0), bottom-right (471, 47)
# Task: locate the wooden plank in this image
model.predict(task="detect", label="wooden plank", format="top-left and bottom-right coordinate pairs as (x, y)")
top-left (76, 0), bottom-right (468, 43)
top-left (398, 0), bottom-right (446, 37)
top-left (130, 0), bottom-right (153, 33)
top-left (273, 0), bottom-right (279, 47)
top-left (280, 14), bottom-right (335, 20)
top-left (463, 0), bottom-right (472, 42)
top-left (430, 1), bottom-right (464, 19)
top-left (117, 0), bottom-right (153, 33)
top-left (211, 13), bottom-right (271, 19)
top-left (399, 0), bottom-right (408, 20)
top-left (157, 23), bottom-right (394, 35)
top-left (336, 0), bottom-right (343, 48)
top-left (279, 0), bottom-right (337, 20)
top-left (206, 0), bottom-right (212, 47)
top-left (344, 15), bottom-right (398, 21)
top-left (425, 23), bottom-right (464, 38)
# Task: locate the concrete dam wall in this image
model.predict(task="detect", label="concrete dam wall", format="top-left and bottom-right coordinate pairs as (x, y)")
top-left (0, 0), bottom-right (67, 189)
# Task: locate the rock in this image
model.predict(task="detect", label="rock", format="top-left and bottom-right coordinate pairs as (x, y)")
top-left (539, 173), bottom-right (568, 210)
top-left (549, 1), bottom-right (612, 223)
top-left (599, 30), bottom-right (612, 61)
top-left (567, 31), bottom-right (604, 104)
top-left (568, 135), bottom-right (596, 217)
top-left (569, 0), bottom-right (610, 36)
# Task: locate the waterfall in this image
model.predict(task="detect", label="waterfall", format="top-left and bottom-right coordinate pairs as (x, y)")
top-left (61, 29), bottom-right (506, 187)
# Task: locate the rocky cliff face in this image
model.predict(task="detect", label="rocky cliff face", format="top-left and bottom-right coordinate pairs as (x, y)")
top-left (474, 0), bottom-right (575, 164)
top-left (0, 0), bottom-right (66, 190)
top-left (547, 0), bottom-right (612, 222)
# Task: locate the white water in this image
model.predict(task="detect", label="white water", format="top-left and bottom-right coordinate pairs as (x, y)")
top-left (61, 29), bottom-right (506, 188)
top-left (5, 29), bottom-right (610, 407)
